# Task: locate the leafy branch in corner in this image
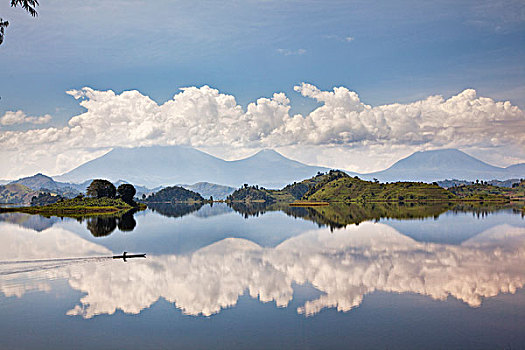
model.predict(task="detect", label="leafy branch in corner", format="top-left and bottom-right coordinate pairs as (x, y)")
top-left (0, 19), bottom-right (8, 45)
top-left (1, 0), bottom-right (39, 45)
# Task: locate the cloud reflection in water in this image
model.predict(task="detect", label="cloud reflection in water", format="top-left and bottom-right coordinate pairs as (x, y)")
top-left (1, 222), bottom-right (524, 319)
top-left (0, 223), bottom-right (111, 298)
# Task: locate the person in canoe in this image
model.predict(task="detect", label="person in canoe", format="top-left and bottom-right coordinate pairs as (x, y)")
top-left (112, 252), bottom-right (146, 262)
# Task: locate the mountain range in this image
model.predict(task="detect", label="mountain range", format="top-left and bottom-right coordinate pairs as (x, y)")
top-left (56, 146), bottom-right (524, 187)
top-left (11, 173), bottom-right (82, 194)
top-left (360, 149), bottom-right (524, 182)
top-left (6, 173), bottom-right (236, 200)
top-left (55, 146), bottom-right (330, 188)
top-left (5, 147), bottom-right (524, 194)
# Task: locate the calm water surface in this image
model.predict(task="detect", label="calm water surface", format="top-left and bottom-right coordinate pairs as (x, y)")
top-left (0, 203), bottom-right (524, 349)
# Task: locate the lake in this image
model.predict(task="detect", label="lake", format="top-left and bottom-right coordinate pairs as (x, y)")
top-left (0, 202), bottom-right (524, 349)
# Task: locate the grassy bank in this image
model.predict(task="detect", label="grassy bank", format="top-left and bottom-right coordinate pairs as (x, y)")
top-left (0, 197), bottom-right (146, 217)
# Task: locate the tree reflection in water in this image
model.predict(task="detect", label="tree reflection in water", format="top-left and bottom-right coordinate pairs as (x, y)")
top-left (147, 202), bottom-right (204, 218)
top-left (117, 211), bottom-right (137, 232)
top-left (228, 201), bottom-right (454, 229)
top-left (144, 201), bottom-right (522, 231)
top-left (86, 217), bottom-right (117, 237)
top-left (85, 211), bottom-right (137, 237)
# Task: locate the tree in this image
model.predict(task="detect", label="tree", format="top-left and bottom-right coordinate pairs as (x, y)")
top-left (87, 179), bottom-right (116, 198)
top-left (1, 1), bottom-right (40, 45)
top-left (117, 183), bottom-right (136, 204)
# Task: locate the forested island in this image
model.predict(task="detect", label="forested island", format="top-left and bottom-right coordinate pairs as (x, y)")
top-left (0, 179), bottom-right (146, 217)
top-left (142, 185), bottom-right (207, 203)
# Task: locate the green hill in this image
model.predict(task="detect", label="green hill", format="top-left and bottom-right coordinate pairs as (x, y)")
top-left (227, 171), bottom-right (336, 202)
top-left (144, 186), bottom-right (204, 203)
top-left (226, 185), bottom-right (277, 202)
top-left (303, 171), bottom-right (454, 202)
top-left (0, 184), bottom-right (39, 204)
top-left (9, 173), bottom-right (81, 198)
top-left (228, 170), bottom-right (458, 203)
top-left (10, 173), bottom-right (61, 191)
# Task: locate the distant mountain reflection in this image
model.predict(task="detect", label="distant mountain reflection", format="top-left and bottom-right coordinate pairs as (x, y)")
top-left (0, 212), bottom-right (61, 231)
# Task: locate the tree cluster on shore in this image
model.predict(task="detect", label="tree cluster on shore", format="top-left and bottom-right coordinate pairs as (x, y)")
top-left (143, 185), bottom-right (204, 203)
top-left (30, 192), bottom-right (64, 206)
top-left (86, 179), bottom-right (138, 206)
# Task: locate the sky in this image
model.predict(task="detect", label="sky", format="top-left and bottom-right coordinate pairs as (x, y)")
top-left (0, 0), bottom-right (524, 179)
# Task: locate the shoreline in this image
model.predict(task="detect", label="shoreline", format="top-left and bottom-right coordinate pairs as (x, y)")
top-left (0, 198), bottom-right (147, 218)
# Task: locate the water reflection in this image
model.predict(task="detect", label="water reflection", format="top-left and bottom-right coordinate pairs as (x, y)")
top-left (0, 210), bottom-right (139, 237)
top-left (2, 202), bottom-right (522, 236)
top-left (147, 202), bottom-right (204, 218)
top-left (450, 202), bottom-right (525, 218)
top-left (83, 211), bottom-right (137, 237)
top-left (0, 222), bottom-right (111, 298)
top-left (1, 219), bottom-right (523, 319)
top-left (0, 212), bottom-right (60, 231)
top-left (229, 202), bottom-right (455, 229)
top-left (145, 201), bottom-right (522, 230)
top-left (117, 211), bottom-right (137, 232)
top-left (86, 216), bottom-right (117, 237)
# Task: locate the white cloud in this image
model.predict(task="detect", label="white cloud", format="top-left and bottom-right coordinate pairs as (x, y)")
top-left (0, 110), bottom-right (52, 126)
top-left (277, 83), bottom-right (524, 148)
top-left (276, 48), bottom-right (306, 56)
top-left (323, 35), bottom-right (355, 43)
top-left (0, 83), bottom-right (524, 177)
